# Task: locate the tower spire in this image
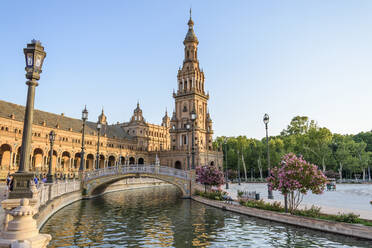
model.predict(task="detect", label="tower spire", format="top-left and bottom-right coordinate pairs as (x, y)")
top-left (184, 10), bottom-right (197, 44)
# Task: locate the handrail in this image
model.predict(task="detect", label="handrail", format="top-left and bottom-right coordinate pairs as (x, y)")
top-left (83, 164), bottom-right (190, 182)
top-left (31, 179), bottom-right (81, 210)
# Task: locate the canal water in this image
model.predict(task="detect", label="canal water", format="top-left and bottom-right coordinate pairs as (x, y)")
top-left (41, 185), bottom-right (371, 247)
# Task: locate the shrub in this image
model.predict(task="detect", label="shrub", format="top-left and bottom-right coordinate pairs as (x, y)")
top-left (333, 213), bottom-right (360, 224)
top-left (196, 165), bottom-right (225, 191)
top-left (240, 199), bottom-right (284, 212)
top-left (237, 190), bottom-right (244, 198)
top-left (267, 153), bottom-right (327, 212)
top-left (194, 189), bottom-right (227, 201)
top-left (294, 205), bottom-right (321, 218)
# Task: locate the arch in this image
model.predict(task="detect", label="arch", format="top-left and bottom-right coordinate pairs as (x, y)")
top-left (108, 155), bottom-right (115, 167)
top-left (86, 154), bottom-right (94, 170)
top-left (32, 148), bottom-right (44, 171)
top-left (129, 157), bottom-right (135, 165)
top-left (51, 150), bottom-right (58, 172)
top-left (99, 154), bottom-right (105, 169)
top-left (210, 161), bottom-right (215, 166)
top-left (0, 144), bottom-right (12, 170)
top-left (74, 153), bottom-right (81, 170)
top-left (87, 174), bottom-right (186, 197)
top-left (15, 147), bottom-right (21, 169)
top-left (61, 151), bottom-right (71, 171)
top-left (175, 161), bottom-right (182, 170)
top-left (138, 157), bottom-right (144, 164)
top-left (120, 156), bottom-right (125, 165)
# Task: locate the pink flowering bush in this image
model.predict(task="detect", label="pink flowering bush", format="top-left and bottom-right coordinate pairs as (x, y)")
top-left (196, 165), bottom-right (225, 192)
top-left (267, 153), bottom-right (327, 212)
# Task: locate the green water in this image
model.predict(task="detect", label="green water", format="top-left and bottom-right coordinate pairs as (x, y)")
top-left (41, 185), bottom-right (371, 247)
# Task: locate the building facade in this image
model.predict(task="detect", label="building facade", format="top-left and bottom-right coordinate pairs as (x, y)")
top-left (0, 15), bottom-right (222, 179)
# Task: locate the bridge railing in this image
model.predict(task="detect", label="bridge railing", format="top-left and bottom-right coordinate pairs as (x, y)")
top-left (32, 179), bottom-right (81, 209)
top-left (83, 164), bottom-right (190, 182)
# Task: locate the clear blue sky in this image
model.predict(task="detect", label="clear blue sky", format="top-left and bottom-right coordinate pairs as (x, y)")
top-left (1, 1), bottom-right (372, 139)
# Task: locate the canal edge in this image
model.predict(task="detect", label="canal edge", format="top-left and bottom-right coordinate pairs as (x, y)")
top-left (191, 196), bottom-right (372, 241)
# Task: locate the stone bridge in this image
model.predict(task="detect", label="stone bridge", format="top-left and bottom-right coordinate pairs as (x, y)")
top-left (82, 164), bottom-right (194, 198)
top-left (1, 164), bottom-right (195, 238)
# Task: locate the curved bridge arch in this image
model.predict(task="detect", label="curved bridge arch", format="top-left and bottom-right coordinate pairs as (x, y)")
top-left (83, 165), bottom-right (193, 198)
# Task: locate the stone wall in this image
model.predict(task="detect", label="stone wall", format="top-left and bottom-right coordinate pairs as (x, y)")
top-left (192, 196), bottom-right (372, 241)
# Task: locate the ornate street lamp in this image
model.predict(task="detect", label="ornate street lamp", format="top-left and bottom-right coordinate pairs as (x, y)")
top-left (10, 40), bottom-right (46, 199)
top-left (47, 130), bottom-right (56, 183)
top-left (190, 109), bottom-right (197, 170)
top-left (79, 106), bottom-right (88, 172)
top-left (237, 149), bottom-right (241, 185)
top-left (96, 122), bottom-right (102, 170)
top-left (263, 113), bottom-right (274, 199)
top-left (186, 123), bottom-right (191, 170)
top-left (224, 137), bottom-right (229, 189)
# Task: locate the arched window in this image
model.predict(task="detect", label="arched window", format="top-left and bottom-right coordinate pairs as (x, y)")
top-left (186, 50), bottom-right (189, 58)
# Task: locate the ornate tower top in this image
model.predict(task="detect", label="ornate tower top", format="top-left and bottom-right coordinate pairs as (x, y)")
top-left (162, 108), bottom-right (170, 128)
top-left (98, 108), bottom-right (107, 125)
top-left (184, 9), bottom-right (198, 45)
top-left (130, 102), bottom-right (145, 123)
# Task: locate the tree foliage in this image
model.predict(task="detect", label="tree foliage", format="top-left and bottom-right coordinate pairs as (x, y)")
top-left (196, 164), bottom-right (225, 187)
top-left (267, 153), bottom-right (327, 212)
top-left (213, 116), bottom-right (372, 180)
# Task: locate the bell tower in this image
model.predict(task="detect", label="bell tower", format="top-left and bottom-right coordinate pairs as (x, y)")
top-left (170, 10), bottom-right (214, 155)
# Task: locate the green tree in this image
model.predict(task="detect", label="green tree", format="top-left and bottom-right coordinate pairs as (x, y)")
top-left (304, 127), bottom-right (333, 171)
top-left (280, 116), bottom-right (316, 136)
top-left (332, 134), bottom-right (357, 181)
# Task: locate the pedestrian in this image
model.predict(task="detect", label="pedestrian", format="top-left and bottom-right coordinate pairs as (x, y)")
top-left (34, 176), bottom-right (39, 186)
top-left (42, 176), bottom-right (47, 183)
top-left (6, 173), bottom-right (11, 190)
top-left (9, 176), bottom-right (13, 192)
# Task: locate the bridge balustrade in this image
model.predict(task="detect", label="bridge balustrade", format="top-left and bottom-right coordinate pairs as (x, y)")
top-left (31, 179), bottom-right (81, 209)
top-left (83, 164), bottom-right (190, 182)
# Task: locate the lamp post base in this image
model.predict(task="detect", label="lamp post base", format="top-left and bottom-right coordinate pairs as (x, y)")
top-left (46, 174), bottom-right (54, 183)
top-left (8, 172), bottom-right (36, 199)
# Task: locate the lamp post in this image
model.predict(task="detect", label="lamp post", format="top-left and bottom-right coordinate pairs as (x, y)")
top-left (224, 138), bottom-right (229, 189)
top-left (10, 40), bottom-right (46, 199)
top-left (186, 123), bottom-right (191, 170)
top-left (237, 150), bottom-right (241, 185)
top-left (47, 130), bottom-right (56, 183)
top-left (96, 122), bottom-right (102, 170)
top-left (79, 106), bottom-right (88, 172)
top-left (263, 113), bottom-right (274, 199)
top-left (190, 109), bottom-right (197, 170)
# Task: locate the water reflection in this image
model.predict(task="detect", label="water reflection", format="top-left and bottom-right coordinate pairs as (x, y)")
top-left (41, 185), bottom-right (371, 247)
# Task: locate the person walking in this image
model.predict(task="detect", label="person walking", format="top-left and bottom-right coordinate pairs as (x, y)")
top-left (9, 176), bottom-right (13, 192)
top-left (34, 176), bottom-right (39, 187)
top-left (6, 173), bottom-right (11, 190)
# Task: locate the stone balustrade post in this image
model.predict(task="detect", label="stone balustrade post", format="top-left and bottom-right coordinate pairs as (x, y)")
top-left (0, 198), bottom-right (51, 248)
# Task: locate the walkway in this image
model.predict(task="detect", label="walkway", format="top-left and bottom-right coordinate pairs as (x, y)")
top-left (222, 183), bottom-right (372, 220)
